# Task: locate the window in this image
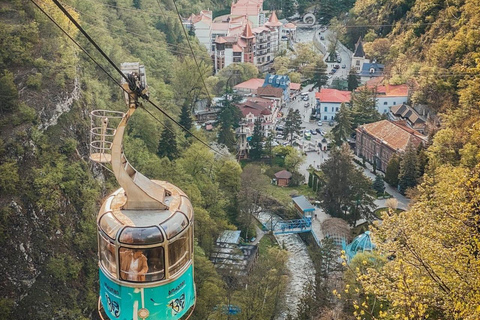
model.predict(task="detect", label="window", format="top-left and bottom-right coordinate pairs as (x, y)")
top-left (393, 101), bottom-right (396, 105)
top-left (168, 231), bottom-right (190, 276)
top-left (324, 107), bottom-right (327, 112)
top-left (335, 107), bottom-right (339, 112)
top-left (332, 107), bottom-right (334, 112)
top-left (324, 116), bottom-right (327, 120)
top-left (383, 102), bottom-right (388, 105)
top-left (99, 233), bottom-right (117, 277)
top-left (356, 60), bottom-right (360, 66)
top-left (119, 246), bottom-right (165, 282)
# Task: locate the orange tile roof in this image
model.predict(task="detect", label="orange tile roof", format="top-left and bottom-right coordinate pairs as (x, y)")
top-left (242, 22), bottom-right (254, 38)
top-left (232, 44), bottom-right (243, 52)
top-left (359, 120), bottom-right (426, 151)
top-left (290, 82), bottom-right (301, 90)
top-left (265, 11), bottom-right (282, 27)
top-left (257, 85), bottom-right (283, 98)
top-left (283, 22), bottom-right (296, 29)
top-left (234, 78), bottom-right (265, 90)
top-left (212, 22), bottom-right (229, 31)
top-left (231, 0), bottom-right (263, 16)
top-left (315, 88), bottom-right (351, 103)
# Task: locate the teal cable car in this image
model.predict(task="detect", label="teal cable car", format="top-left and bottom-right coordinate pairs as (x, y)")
top-left (90, 63), bottom-right (195, 320)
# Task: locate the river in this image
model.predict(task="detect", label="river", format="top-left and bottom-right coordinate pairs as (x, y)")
top-left (257, 212), bottom-right (315, 319)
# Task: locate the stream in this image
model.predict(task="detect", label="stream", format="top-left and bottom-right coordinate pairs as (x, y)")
top-left (257, 212), bottom-right (316, 319)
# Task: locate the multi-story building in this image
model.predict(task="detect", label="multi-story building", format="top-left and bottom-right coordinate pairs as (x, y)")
top-left (355, 120), bottom-right (427, 172)
top-left (389, 104), bottom-right (426, 134)
top-left (315, 88), bottom-right (351, 121)
top-left (351, 37), bottom-right (368, 72)
top-left (189, 1), bottom-right (283, 73)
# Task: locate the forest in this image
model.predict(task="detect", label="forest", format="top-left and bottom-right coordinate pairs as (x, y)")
top-left (1, 0), bottom-right (480, 319)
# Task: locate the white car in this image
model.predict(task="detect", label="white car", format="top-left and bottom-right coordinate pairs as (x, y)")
top-left (317, 121), bottom-right (323, 126)
top-left (276, 134), bottom-right (284, 139)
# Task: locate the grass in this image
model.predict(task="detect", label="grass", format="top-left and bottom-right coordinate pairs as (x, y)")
top-left (266, 183), bottom-right (317, 206)
top-left (258, 233), bottom-right (278, 253)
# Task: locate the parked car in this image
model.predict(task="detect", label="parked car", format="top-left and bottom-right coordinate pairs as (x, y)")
top-left (329, 120), bottom-right (334, 126)
top-left (304, 102), bottom-right (310, 107)
top-left (320, 36), bottom-right (324, 40)
top-left (317, 120), bottom-right (323, 126)
top-left (276, 134), bottom-right (284, 139)
top-left (334, 64), bottom-right (340, 69)
top-left (311, 130), bottom-right (318, 135)
top-left (316, 128), bottom-right (322, 134)
top-left (341, 64), bottom-right (346, 69)
top-left (331, 69), bottom-right (337, 73)
top-left (303, 95), bottom-right (309, 101)
top-left (320, 131), bottom-right (326, 136)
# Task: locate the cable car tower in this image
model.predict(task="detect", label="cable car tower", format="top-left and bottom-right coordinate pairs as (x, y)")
top-left (90, 62), bottom-right (195, 320)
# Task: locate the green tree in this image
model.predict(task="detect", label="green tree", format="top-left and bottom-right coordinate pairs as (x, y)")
top-left (347, 69), bottom-right (360, 91)
top-left (398, 142), bottom-right (419, 194)
top-left (156, 121), bottom-right (179, 161)
top-left (0, 70), bottom-right (18, 113)
top-left (284, 109), bottom-right (302, 144)
top-left (384, 155), bottom-right (400, 187)
top-left (179, 103), bottom-right (193, 136)
top-left (372, 174), bottom-right (385, 195)
top-left (332, 103), bottom-right (353, 146)
top-left (312, 58), bottom-right (329, 91)
top-left (249, 118), bottom-right (264, 160)
top-left (217, 90), bottom-right (242, 152)
top-left (318, 144), bottom-right (376, 224)
top-left (351, 87), bottom-right (380, 128)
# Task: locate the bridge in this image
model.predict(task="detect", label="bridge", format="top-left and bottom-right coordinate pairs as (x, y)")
top-left (264, 217), bottom-right (312, 235)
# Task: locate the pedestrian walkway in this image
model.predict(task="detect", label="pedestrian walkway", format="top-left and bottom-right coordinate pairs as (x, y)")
top-left (353, 155), bottom-right (410, 210)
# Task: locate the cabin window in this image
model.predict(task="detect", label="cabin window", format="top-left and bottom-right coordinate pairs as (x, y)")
top-left (99, 233), bottom-right (117, 277)
top-left (168, 229), bottom-right (190, 276)
top-left (119, 226), bottom-right (164, 245)
top-left (179, 197), bottom-right (193, 219)
top-left (161, 212), bottom-right (188, 240)
top-left (99, 212), bottom-right (122, 239)
top-left (119, 246), bottom-right (165, 282)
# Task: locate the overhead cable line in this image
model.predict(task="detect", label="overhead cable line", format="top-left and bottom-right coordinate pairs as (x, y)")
top-left (168, 0), bottom-right (212, 105)
top-left (37, 0), bottom-right (226, 157)
top-left (30, 0), bottom-right (127, 93)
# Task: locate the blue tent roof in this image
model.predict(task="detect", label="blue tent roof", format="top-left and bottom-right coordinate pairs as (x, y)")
top-left (345, 231), bottom-right (375, 261)
top-left (292, 195), bottom-right (315, 213)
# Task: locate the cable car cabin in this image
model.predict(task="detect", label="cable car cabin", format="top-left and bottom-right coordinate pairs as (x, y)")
top-left (90, 63), bottom-right (195, 320)
top-left (97, 184), bottom-right (195, 320)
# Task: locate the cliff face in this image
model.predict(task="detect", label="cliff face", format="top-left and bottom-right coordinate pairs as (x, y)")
top-left (0, 2), bottom-right (100, 318)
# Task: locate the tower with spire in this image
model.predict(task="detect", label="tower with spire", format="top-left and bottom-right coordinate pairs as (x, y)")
top-left (240, 22), bottom-right (255, 64)
top-left (264, 11), bottom-right (282, 53)
top-left (352, 37), bottom-right (368, 72)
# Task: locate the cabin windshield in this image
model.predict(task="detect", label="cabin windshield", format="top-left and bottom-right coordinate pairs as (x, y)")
top-left (168, 228), bottom-right (190, 276)
top-left (119, 246), bottom-right (165, 282)
top-left (99, 233), bottom-right (117, 278)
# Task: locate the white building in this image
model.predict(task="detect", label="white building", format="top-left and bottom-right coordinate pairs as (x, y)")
top-left (315, 89), bottom-right (352, 121)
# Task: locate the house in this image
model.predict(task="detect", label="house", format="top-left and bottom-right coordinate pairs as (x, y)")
top-left (362, 79), bottom-right (410, 114)
top-left (185, 11), bottom-right (213, 53)
top-left (359, 62), bottom-right (384, 84)
top-left (315, 88), bottom-right (351, 121)
top-left (282, 22), bottom-right (297, 41)
top-left (351, 37), bottom-right (368, 72)
top-left (233, 78), bottom-right (265, 95)
top-left (289, 82), bottom-right (301, 98)
top-left (210, 230), bottom-right (259, 276)
top-left (389, 104), bottom-right (426, 134)
top-left (355, 120), bottom-right (427, 172)
top-left (256, 85), bottom-right (284, 107)
top-left (292, 195), bottom-right (316, 218)
top-left (263, 73), bottom-right (291, 102)
top-left (237, 99), bottom-right (275, 135)
top-left (274, 170), bottom-right (292, 186)
top-left (263, 11), bottom-right (282, 54)
top-left (230, 0), bottom-right (265, 27)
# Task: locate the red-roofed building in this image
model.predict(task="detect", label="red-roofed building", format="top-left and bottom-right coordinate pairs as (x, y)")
top-left (274, 170), bottom-right (292, 186)
top-left (237, 99), bottom-right (276, 136)
top-left (315, 89), bottom-right (351, 121)
top-left (355, 120), bottom-right (427, 172)
top-left (361, 78), bottom-right (411, 114)
top-left (234, 78), bottom-right (265, 95)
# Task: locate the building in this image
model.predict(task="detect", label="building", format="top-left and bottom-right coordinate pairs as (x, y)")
top-left (263, 73), bottom-right (291, 102)
top-left (210, 230), bottom-right (259, 276)
top-left (315, 88), bottom-right (351, 121)
top-left (264, 11), bottom-right (282, 53)
top-left (233, 78), bottom-right (265, 95)
top-left (359, 62), bottom-right (385, 84)
top-left (292, 195), bottom-right (316, 218)
top-left (237, 99), bottom-right (275, 136)
top-left (362, 80), bottom-right (410, 114)
top-left (355, 120), bottom-right (427, 172)
top-left (389, 103), bottom-right (426, 134)
top-left (274, 170), bottom-right (292, 186)
top-left (351, 37), bottom-right (368, 72)
top-left (344, 231), bottom-right (375, 261)
top-left (256, 85), bottom-right (284, 107)
top-left (186, 11), bottom-right (213, 53)
top-left (282, 22), bottom-right (297, 41)
top-left (230, 0), bottom-right (265, 27)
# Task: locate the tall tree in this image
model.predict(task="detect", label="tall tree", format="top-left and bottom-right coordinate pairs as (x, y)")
top-left (384, 155), bottom-right (400, 187)
top-left (249, 118), bottom-right (264, 160)
top-left (284, 109), bottom-right (302, 145)
top-left (398, 142), bottom-right (419, 194)
top-left (351, 87), bottom-right (380, 128)
top-left (312, 58), bottom-right (329, 91)
top-left (0, 70), bottom-right (18, 113)
top-left (332, 103), bottom-right (353, 146)
top-left (179, 103), bottom-right (193, 136)
top-left (372, 174), bottom-right (385, 195)
top-left (347, 69), bottom-right (360, 91)
top-left (156, 121), bottom-right (179, 161)
top-left (318, 144), bottom-right (376, 224)
top-left (217, 89), bottom-right (242, 152)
